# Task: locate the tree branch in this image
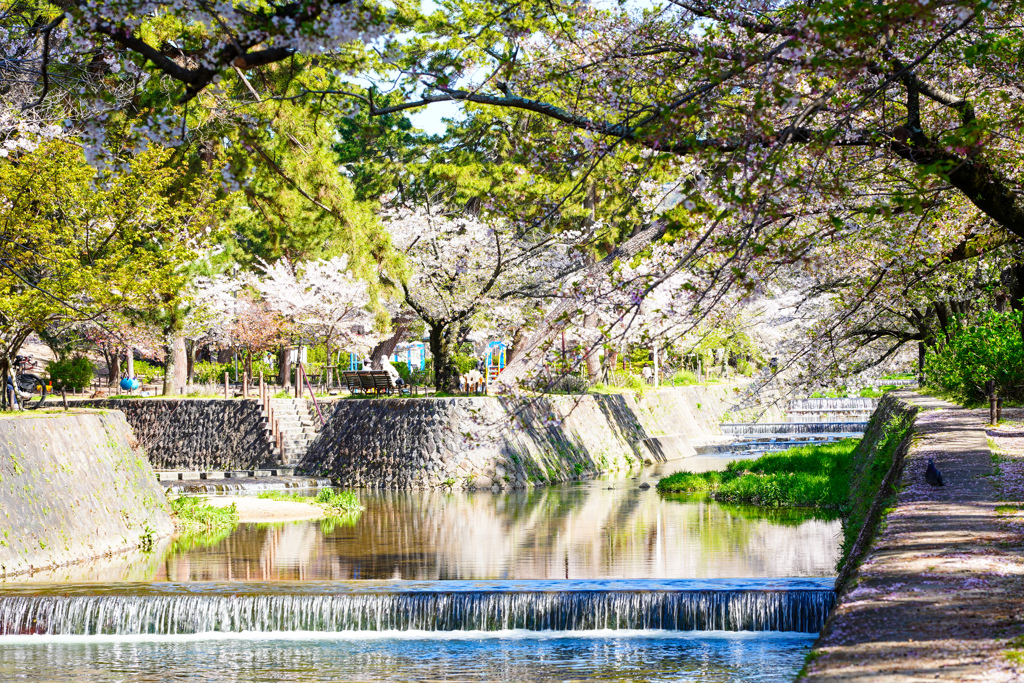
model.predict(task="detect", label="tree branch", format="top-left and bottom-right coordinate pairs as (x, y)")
top-left (21, 15), bottom-right (65, 111)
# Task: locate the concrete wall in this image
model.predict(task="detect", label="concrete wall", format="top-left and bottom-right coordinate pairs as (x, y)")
top-left (78, 399), bottom-right (276, 471)
top-left (299, 384), bottom-right (771, 491)
top-left (0, 410), bottom-right (174, 577)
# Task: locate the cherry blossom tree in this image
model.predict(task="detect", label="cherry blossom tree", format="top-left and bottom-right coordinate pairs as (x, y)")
top-left (386, 206), bottom-right (581, 392)
top-left (250, 256), bottom-right (376, 382)
top-left (229, 292), bottom-right (285, 380)
top-left (337, 1), bottom-right (1024, 391)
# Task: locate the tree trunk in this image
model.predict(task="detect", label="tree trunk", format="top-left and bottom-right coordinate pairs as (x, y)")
top-left (582, 312), bottom-right (600, 382)
top-left (429, 323), bottom-right (460, 393)
top-left (604, 348), bottom-right (618, 383)
top-left (163, 337), bottom-right (188, 395)
top-left (108, 352), bottom-right (121, 385)
top-left (507, 327), bottom-right (527, 366)
top-left (918, 341), bottom-right (926, 385)
top-left (185, 340), bottom-right (196, 384)
top-left (278, 346), bottom-right (290, 387)
top-left (371, 325), bottom-right (408, 368)
top-left (0, 357), bottom-right (9, 410)
top-left (125, 346), bottom-right (135, 378)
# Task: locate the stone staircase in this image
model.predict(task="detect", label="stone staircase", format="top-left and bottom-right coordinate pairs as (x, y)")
top-left (266, 398), bottom-right (322, 467)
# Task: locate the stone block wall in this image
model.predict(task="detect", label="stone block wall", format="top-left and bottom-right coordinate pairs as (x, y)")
top-left (299, 384), bottom-right (768, 491)
top-left (78, 399), bottom-right (277, 471)
top-left (0, 410), bottom-right (174, 577)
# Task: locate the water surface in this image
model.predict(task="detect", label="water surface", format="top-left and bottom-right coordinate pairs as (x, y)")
top-left (0, 631), bottom-right (815, 682)
top-left (0, 463), bottom-right (840, 682)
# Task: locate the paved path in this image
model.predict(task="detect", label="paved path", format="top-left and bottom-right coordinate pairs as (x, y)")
top-left (804, 395), bottom-right (1024, 682)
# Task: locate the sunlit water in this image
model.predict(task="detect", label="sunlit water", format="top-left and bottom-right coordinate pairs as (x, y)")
top-left (0, 631), bottom-right (815, 682)
top-left (0, 461), bottom-right (841, 681)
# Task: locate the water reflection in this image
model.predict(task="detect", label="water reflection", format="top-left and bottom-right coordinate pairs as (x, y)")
top-left (151, 477), bottom-right (839, 582)
top-left (2, 465), bottom-right (841, 584)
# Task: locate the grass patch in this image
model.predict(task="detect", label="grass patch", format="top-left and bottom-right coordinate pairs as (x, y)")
top-left (657, 440), bottom-right (859, 508)
top-left (257, 488), bottom-right (365, 520)
top-left (169, 496), bottom-right (239, 534)
top-left (1006, 635), bottom-right (1024, 663)
top-left (658, 471), bottom-right (725, 493)
top-left (836, 407), bottom-right (916, 577)
top-left (996, 504), bottom-right (1021, 516)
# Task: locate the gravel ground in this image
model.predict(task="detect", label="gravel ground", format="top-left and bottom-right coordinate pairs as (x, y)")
top-left (805, 395), bottom-right (1024, 682)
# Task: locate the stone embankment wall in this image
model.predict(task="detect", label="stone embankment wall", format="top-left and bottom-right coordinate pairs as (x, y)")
top-left (300, 384), bottom-right (773, 491)
top-left (78, 399), bottom-right (276, 471)
top-left (0, 410), bottom-right (174, 577)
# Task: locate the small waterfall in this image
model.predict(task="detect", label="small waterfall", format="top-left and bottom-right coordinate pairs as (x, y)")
top-left (167, 478), bottom-right (333, 496)
top-left (0, 583), bottom-right (835, 635)
top-left (788, 398), bottom-right (877, 412)
top-left (721, 422), bottom-right (867, 436)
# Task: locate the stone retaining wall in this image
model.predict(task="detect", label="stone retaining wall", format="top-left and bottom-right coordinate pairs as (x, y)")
top-left (78, 399), bottom-right (276, 471)
top-left (299, 384), bottom-right (771, 490)
top-left (0, 411), bottom-right (174, 577)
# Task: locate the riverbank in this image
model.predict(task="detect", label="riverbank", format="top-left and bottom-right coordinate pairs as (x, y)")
top-left (0, 411), bottom-right (172, 577)
top-left (203, 496), bottom-right (326, 522)
top-left (802, 396), bottom-right (1024, 681)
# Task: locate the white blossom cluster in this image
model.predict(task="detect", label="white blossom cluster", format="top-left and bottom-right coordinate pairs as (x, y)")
top-left (385, 206), bottom-right (581, 331)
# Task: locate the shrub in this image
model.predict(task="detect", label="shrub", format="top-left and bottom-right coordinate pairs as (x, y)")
top-left (192, 358), bottom-right (274, 384)
top-left (611, 370), bottom-right (646, 391)
top-left (392, 361), bottom-right (431, 386)
top-left (671, 370), bottom-right (698, 386)
top-left (924, 310), bottom-right (1024, 402)
top-left (735, 358), bottom-right (754, 376)
top-left (170, 496), bottom-right (238, 533)
top-left (131, 359), bottom-right (163, 382)
top-left (550, 374), bottom-right (590, 394)
top-left (46, 356), bottom-right (95, 389)
top-left (192, 361), bottom-right (228, 384)
top-left (454, 353), bottom-right (478, 374)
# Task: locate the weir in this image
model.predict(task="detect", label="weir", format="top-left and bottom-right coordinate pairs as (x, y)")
top-left (721, 422), bottom-right (868, 436)
top-left (788, 398), bottom-right (877, 412)
top-left (0, 580), bottom-right (835, 636)
top-left (164, 477), bottom-right (332, 496)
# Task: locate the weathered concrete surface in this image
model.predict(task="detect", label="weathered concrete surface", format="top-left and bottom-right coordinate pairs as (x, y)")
top-left (804, 396), bottom-right (1024, 682)
top-left (300, 384), bottom-right (769, 490)
top-left (78, 398), bottom-right (277, 471)
top-left (0, 410), bottom-right (174, 578)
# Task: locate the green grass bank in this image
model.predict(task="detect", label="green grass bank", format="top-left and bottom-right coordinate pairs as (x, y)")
top-left (657, 392), bottom-right (918, 584)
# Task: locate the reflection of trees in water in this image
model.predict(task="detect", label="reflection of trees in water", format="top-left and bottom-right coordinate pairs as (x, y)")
top-left (153, 485), bottom-right (840, 581)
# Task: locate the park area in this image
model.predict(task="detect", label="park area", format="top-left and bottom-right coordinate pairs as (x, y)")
top-left (2, 0), bottom-right (1024, 681)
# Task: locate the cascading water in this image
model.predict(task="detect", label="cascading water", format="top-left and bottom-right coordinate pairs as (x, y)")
top-left (788, 398), bottom-right (877, 411)
top-left (0, 580), bottom-right (834, 636)
top-left (721, 422), bottom-right (867, 436)
top-left (166, 478), bottom-right (333, 496)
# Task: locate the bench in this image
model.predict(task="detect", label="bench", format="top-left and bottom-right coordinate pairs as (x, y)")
top-left (344, 370), bottom-right (410, 396)
top-left (342, 371), bottom-right (364, 395)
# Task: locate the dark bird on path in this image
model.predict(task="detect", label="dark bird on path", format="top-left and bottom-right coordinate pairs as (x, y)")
top-left (925, 458), bottom-right (944, 487)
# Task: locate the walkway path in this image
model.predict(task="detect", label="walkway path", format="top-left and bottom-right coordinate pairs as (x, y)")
top-left (804, 395), bottom-right (1024, 682)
